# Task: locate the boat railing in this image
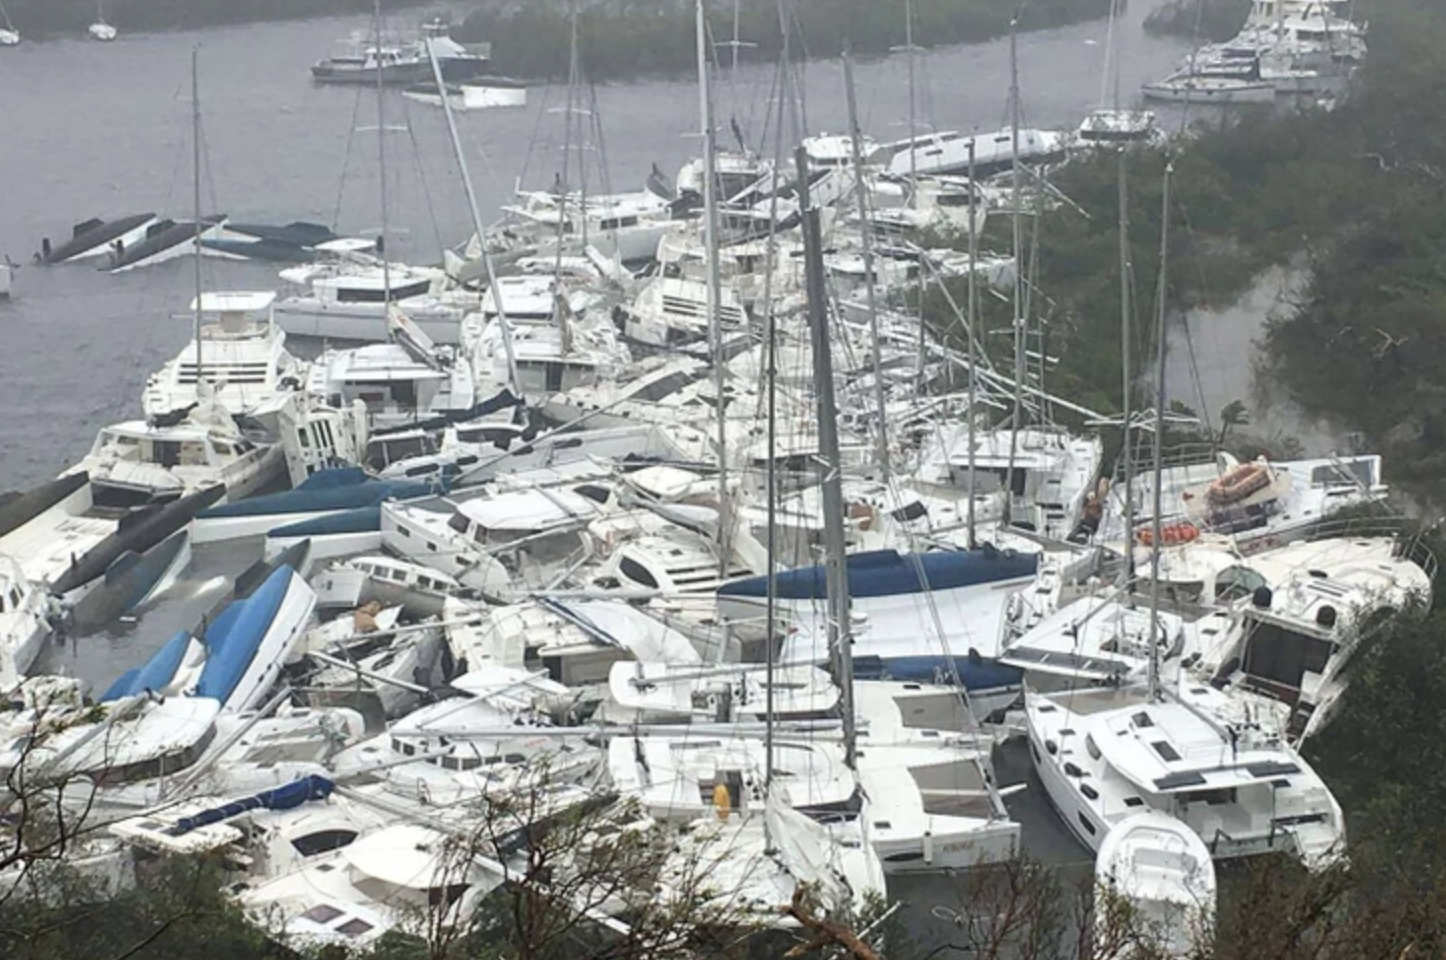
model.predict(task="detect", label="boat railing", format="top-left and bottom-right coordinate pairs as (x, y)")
top-left (1287, 512), bottom-right (1440, 581)
top-left (1111, 439), bottom-right (1217, 483)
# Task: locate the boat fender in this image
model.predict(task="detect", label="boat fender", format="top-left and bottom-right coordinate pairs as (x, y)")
top-left (713, 783), bottom-right (731, 821)
top-left (1252, 586), bottom-right (1273, 610)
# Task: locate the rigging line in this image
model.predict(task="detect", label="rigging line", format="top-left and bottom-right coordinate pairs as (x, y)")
top-left (333, 81), bottom-right (368, 233)
top-left (397, 95), bottom-right (448, 261)
top-left (1170, 186), bottom-right (1227, 443)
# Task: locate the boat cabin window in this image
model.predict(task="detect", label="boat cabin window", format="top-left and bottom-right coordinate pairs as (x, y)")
top-left (337, 279), bottom-right (432, 303)
top-left (457, 425), bottom-right (519, 445)
top-left (1215, 565), bottom-right (1269, 603)
top-left (633, 370), bottom-right (703, 403)
top-left (1242, 620), bottom-right (1333, 694)
top-left (1084, 735), bottom-right (1101, 761)
top-left (1182, 787), bottom-right (1237, 806)
top-left (1154, 580), bottom-right (1204, 605)
top-left (599, 216), bottom-right (640, 230)
top-left (618, 557), bottom-right (660, 589)
top-left (291, 829), bottom-right (359, 858)
top-left (181, 441), bottom-right (211, 466)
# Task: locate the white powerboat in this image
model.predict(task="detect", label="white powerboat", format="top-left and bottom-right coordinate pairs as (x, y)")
top-left (305, 310), bottom-right (477, 431)
top-left (276, 258), bottom-right (476, 345)
top-left (142, 292), bottom-right (305, 418)
top-left (68, 402), bottom-right (286, 509)
top-left (0, 555), bottom-right (52, 687)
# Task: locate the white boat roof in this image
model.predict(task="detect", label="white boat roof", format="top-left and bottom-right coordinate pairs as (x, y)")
top-left (190, 291), bottom-right (277, 313)
top-left (102, 420), bottom-right (231, 442)
top-left (1075, 690), bottom-right (1310, 794)
top-left (456, 487), bottom-right (607, 531)
top-left (342, 824), bottom-right (472, 888)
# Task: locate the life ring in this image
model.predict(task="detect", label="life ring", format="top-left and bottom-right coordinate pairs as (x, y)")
top-left (1207, 462), bottom-right (1271, 504)
top-left (1137, 523), bottom-right (1198, 547)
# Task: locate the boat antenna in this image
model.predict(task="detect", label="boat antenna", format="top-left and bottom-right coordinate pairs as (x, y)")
top-left (191, 46), bottom-right (204, 400)
top-left (1147, 161), bottom-right (1174, 701)
top-left (966, 137), bottom-right (979, 548)
top-left (374, 0), bottom-right (392, 338)
top-left (697, 0), bottom-right (732, 577)
top-left (843, 46), bottom-right (890, 480)
top-left (424, 38), bottom-right (522, 402)
top-left (796, 144), bottom-right (857, 768)
top-left (1004, 18), bottom-right (1026, 529)
top-left (1118, 148), bottom-right (1134, 587)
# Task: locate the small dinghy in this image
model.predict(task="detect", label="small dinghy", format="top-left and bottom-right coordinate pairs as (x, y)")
top-left (1094, 812), bottom-right (1217, 958)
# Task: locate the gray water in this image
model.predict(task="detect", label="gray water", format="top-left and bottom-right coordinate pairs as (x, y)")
top-left (2, 5), bottom-right (1201, 884)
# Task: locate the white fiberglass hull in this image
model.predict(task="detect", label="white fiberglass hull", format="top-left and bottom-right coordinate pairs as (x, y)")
top-left (89, 22), bottom-right (117, 41)
top-left (403, 82), bottom-right (527, 110)
top-left (0, 263), bottom-right (10, 297)
top-left (108, 221), bottom-right (228, 273)
top-left (1142, 78), bottom-right (1276, 104)
top-left (0, 30), bottom-right (19, 46)
top-left (275, 301), bottom-right (464, 345)
top-left (265, 530), bottom-right (381, 564)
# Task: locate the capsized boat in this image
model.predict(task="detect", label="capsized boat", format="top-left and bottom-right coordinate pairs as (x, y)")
top-left (35, 213), bottom-right (158, 264)
top-left (106, 216), bottom-right (228, 273)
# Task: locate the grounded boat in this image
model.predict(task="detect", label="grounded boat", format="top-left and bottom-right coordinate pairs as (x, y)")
top-left (885, 127), bottom-right (1069, 179)
top-left (141, 291), bottom-right (305, 419)
top-left (68, 403), bottom-right (285, 510)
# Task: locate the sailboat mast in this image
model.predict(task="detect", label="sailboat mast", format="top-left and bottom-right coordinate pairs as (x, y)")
top-left (795, 145), bottom-right (857, 767)
top-left (424, 43), bottom-right (522, 401)
top-left (1147, 162), bottom-right (1173, 700)
top-left (843, 48), bottom-right (890, 479)
top-left (191, 47), bottom-right (203, 397)
top-left (1118, 150), bottom-right (1135, 584)
top-left (761, 23), bottom-right (797, 796)
top-left (697, 0), bottom-right (731, 576)
top-left (374, 0), bottom-right (392, 329)
top-left (1005, 21), bottom-right (1026, 525)
top-left (556, 6), bottom-right (580, 277)
top-left (906, 0), bottom-right (917, 208)
top-left (965, 139), bottom-right (979, 548)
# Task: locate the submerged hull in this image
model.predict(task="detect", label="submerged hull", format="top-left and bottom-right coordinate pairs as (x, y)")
top-left (39, 213), bottom-right (158, 265)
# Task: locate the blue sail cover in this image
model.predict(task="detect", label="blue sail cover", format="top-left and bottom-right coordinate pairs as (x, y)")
top-left (717, 547), bottom-right (1039, 601)
top-left (100, 630), bottom-right (193, 702)
top-left (268, 504), bottom-right (381, 538)
top-left (174, 774), bottom-right (335, 834)
top-left (198, 474), bottom-right (434, 520)
top-left (193, 565), bottom-right (293, 703)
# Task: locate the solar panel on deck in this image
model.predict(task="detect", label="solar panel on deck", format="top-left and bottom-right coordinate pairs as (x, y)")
top-left (1155, 771), bottom-right (1207, 790)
